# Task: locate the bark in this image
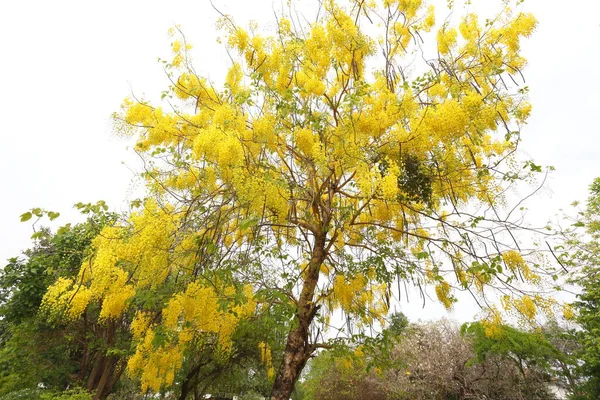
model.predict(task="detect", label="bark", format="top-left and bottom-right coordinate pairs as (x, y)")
top-left (86, 355), bottom-right (105, 391)
top-left (270, 234), bottom-right (326, 400)
top-left (93, 357), bottom-right (115, 400)
top-left (77, 310), bottom-right (91, 382)
top-left (180, 374), bottom-right (195, 400)
top-left (78, 346), bottom-right (91, 382)
top-left (105, 360), bottom-right (126, 397)
top-left (88, 320), bottom-right (120, 400)
top-left (179, 362), bottom-right (204, 400)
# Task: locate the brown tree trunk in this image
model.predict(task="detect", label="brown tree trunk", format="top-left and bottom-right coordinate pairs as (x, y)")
top-left (270, 235), bottom-right (326, 400)
top-left (180, 374), bottom-right (195, 400)
top-left (93, 357), bottom-right (116, 400)
top-left (78, 346), bottom-right (91, 382)
top-left (86, 355), bottom-right (105, 391)
top-left (179, 361), bottom-right (205, 400)
top-left (89, 320), bottom-right (119, 400)
top-left (105, 360), bottom-right (126, 398)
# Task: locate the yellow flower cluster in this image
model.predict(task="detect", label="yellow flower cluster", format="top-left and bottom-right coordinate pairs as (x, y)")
top-left (41, 277), bottom-right (92, 320)
top-left (513, 295), bottom-right (537, 322)
top-left (333, 274), bottom-right (364, 311)
top-left (501, 294), bottom-right (560, 326)
top-left (294, 128), bottom-right (317, 156)
top-left (434, 281), bottom-right (453, 310)
top-left (481, 307), bottom-right (504, 339)
top-left (259, 342), bottom-right (275, 379)
top-left (437, 27), bottom-right (457, 54)
top-left (502, 250), bottom-right (540, 284)
top-left (332, 273), bottom-right (388, 324)
top-left (127, 330), bottom-right (183, 393)
top-left (562, 304), bottom-right (575, 320)
top-left (502, 250), bottom-right (525, 271)
top-left (42, 200), bottom-right (180, 324)
top-left (128, 282), bottom-right (256, 392)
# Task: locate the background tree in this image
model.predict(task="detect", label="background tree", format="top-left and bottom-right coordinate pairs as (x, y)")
top-left (107, 0), bottom-right (550, 398)
top-left (300, 319), bottom-right (563, 400)
top-left (40, 199), bottom-right (262, 399)
top-left (554, 177), bottom-right (600, 399)
top-left (461, 321), bottom-right (568, 396)
top-left (4, 202), bottom-right (277, 400)
top-left (0, 205), bottom-right (117, 397)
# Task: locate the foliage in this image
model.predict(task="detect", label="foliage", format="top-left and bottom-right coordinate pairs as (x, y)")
top-left (3, 207), bottom-right (281, 400)
top-left (0, 0), bottom-right (558, 397)
top-left (39, 198), bottom-right (262, 397)
top-left (300, 319), bottom-right (560, 400)
top-left (103, 0), bottom-right (549, 397)
top-left (168, 314), bottom-right (289, 400)
top-left (538, 321), bottom-right (582, 397)
top-left (557, 177), bottom-right (600, 398)
top-left (0, 210), bottom-right (115, 396)
top-left (299, 348), bottom-right (390, 400)
top-left (461, 321), bottom-right (563, 370)
top-left (0, 387), bottom-right (92, 400)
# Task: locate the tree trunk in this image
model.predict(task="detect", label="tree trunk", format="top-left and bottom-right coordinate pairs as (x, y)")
top-left (105, 360), bottom-right (126, 398)
top-left (88, 320), bottom-right (119, 400)
top-left (270, 235), bottom-right (326, 400)
top-left (179, 362), bottom-right (204, 400)
top-left (93, 357), bottom-right (115, 400)
top-left (180, 376), bottom-right (194, 400)
top-left (86, 355), bottom-right (105, 391)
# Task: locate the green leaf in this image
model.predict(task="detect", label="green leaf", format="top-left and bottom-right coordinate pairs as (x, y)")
top-left (20, 212), bottom-right (32, 222)
top-left (239, 218), bottom-right (258, 230)
top-left (31, 231), bottom-right (45, 240)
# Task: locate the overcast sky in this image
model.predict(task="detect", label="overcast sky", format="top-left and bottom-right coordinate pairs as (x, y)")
top-left (1, 0), bottom-right (598, 322)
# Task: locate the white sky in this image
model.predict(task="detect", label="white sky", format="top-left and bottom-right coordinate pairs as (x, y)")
top-left (1, 0), bottom-right (598, 322)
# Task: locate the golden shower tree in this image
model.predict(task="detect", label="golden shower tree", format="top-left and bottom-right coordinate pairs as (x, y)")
top-left (44, 0), bottom-right (549, 398)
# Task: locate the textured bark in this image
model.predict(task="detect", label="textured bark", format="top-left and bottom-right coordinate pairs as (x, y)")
top-left (180, 375), bottom-right (195, 400)
top-left (270, 234), bottom-right (326, 400)
top-left (85, 321), bottom-right (121, 400)
top-left (105, 361), bottom-right (125, 398)
top-left (93, 357), bottom-right (115, 400)
top-left (86, 356), bottom-right (104, 391)
top-left (179, 362), bottom-right (204, 400)
top-left (78, 346), bottom-right (91, 382)
top-left (77, 310), bottom-right (91, 382)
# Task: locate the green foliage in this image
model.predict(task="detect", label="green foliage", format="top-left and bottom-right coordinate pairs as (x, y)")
top-left (298, 349), bottom-right (376, 400)
top-left (0, 320), bottom-right (78, 395)
top-left (300, 318), bottom-right (562, 400)
top-left (461, 321), bottom-right (563, 371)
top-left (386, 312), bottom-right (409, 336)
top-left (175, 312), bottom-right (289, 399)
top-left (566, 177), bottom-right (600, 398)
top-left (0, 210), bottom-right (116, 395)
top-left (0, 387), bottom-right (92, 400)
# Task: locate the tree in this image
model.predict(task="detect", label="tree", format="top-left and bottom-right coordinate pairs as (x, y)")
top-left (300, 319), bottom-right (560, 400)
top-left (461, 321), bottom-right (566, 394)
top-left (44, 0), bottom-right (547, 398)
top-left (0, 207), bottom-right (117, 397)
top-left (40, 201), bottom-right (260, 399)
top-left (556, 177), bottom-right (600, 398)
top-left (538, 320), bottom-right (582, 397)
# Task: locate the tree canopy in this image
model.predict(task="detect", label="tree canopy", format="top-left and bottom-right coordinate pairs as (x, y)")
top-left (553, 177), bottom-right (600, 398)
top-left (9, 0), bottom-right (572, 399)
